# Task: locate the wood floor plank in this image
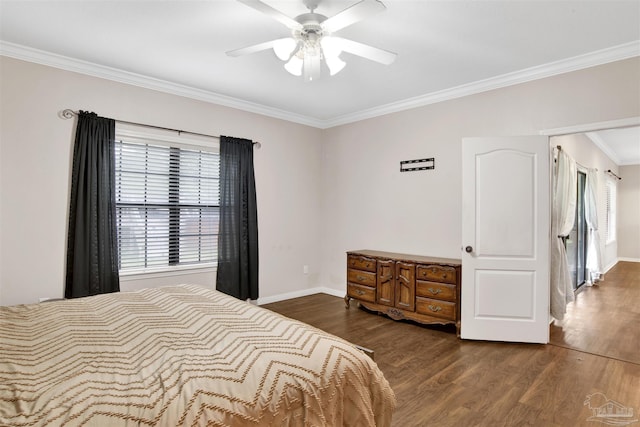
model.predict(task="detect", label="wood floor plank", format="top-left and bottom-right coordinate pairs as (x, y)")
top-left (550, 261), bottom-right (640, 364)
top-left (263, 261), bottom-right (640, 426)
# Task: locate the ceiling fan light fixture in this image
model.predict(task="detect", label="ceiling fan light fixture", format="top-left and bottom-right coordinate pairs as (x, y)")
top-left (273, 38), bottom-right (298, 61)
top-left (320, 36), bottom-right (342, 58)
top-left (284, 55), bottom-right (303, 76)
top-left (229, 0), bottom-right (397, 81)
top-left (325, 55), bottom-right (346, 76)
top-left (303, 52), bottom-right (321, 82)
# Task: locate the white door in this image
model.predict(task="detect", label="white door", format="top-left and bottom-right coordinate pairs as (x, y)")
top-left (461, 136), bottom-right (550, 343)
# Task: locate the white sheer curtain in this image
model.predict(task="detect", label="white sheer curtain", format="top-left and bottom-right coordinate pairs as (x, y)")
top-left (585, 168), bottom-right (603, 285)
top-left (551, 149), bottom-right (577, 321)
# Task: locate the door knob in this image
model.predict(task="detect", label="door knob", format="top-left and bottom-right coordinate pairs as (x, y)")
top-left (465, 246), bottom-right (473, 253)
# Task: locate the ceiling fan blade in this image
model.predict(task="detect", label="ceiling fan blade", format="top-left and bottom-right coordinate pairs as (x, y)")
top-left (237, 0), bottom-right (303, 31)
top-left (321, 0), bottom-right (386, 33)
top-left (332, 37), bottom-right (396, 65)
top-left (226, 39), bottom-right (282, 57)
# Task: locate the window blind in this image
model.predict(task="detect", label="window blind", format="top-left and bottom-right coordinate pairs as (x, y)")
top-left (115, 140), bottom-right (219, 271)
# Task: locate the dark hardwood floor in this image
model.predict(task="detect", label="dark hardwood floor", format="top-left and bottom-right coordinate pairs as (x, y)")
top-left (263, 262), bottom-right (640, 427)
top-left (550, 261), bottom-right (640, 365)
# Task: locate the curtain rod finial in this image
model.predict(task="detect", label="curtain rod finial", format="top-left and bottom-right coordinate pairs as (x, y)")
top-left (60, 109), bottom-right (76, 119)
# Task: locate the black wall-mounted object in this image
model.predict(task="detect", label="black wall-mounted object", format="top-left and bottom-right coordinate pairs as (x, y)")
top-left (400, 158), bottom-right (435, 172)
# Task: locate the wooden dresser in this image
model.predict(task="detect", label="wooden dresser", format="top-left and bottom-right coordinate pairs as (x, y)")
top-left (345, 250), bottom-right (462, 335)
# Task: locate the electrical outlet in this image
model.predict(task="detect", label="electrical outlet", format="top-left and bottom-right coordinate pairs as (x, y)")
top-left (303, 265), bottom-right (309, 274)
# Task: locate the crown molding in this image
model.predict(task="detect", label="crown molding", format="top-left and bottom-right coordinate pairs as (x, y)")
top-left (323, 41), bottom-right (640, 128)
top-left (585, 132), bottom-right (622, 165)
top-left (0, 41), bottom-right (325, 128)
top-left (1, 39), bottom-right (639, 130)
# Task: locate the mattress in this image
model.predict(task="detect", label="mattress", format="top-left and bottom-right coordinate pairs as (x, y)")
top-left (0, 285), bottom-right (395, 426)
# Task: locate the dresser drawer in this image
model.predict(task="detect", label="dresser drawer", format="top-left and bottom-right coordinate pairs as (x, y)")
top-left (416, 265), bottom-right (457, 284)
top-left (347, 283), bottom-right (376, 303)
top-left (416, 281), bottom-right (456, 302)
top-left (347, 268), bottom-right (376, 287)
top-left (416, 297), bottom-right (456, 320)
top-left (347, 255), bottom-right (377, 273)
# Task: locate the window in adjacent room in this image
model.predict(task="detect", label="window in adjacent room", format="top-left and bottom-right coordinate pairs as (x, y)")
top-left (114, 129), bottom-right (219, 273)
top-left (605, 177), bottom-right (617, 244)
top-left (565, 170), bottom-right (588, 290)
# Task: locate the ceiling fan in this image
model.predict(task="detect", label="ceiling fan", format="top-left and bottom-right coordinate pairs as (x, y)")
top-left (226, 0), bottom-right (397, 82)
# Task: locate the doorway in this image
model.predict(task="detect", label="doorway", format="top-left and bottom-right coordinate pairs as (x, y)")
top-left (545, 118), bottom-right (639, 364)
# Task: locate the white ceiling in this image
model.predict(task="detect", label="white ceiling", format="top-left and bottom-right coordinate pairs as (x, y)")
top-left (588, 126), bottom-right (640, 166)
top-left (1, 0), bottom-right (639, 162)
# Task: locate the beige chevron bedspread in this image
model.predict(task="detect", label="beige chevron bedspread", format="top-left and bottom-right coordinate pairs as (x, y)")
top-left (0, 285), bottom-right (395, 426)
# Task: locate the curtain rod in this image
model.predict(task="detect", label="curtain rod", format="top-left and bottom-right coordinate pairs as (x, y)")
top-left (555, 145), bottom-right (599, 172)
top-left (60, 109), bottom-right (261, 148)
top-left (606, 169), bottom-right (622, 180)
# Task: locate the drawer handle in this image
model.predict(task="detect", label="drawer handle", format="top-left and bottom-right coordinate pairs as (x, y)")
top-left (421, 271), bottom-right (426, 276)
top-left (356, 275), bottom-right (367, 281)
top-left (356, 289), bottom-right (365, 296)
top-left (428, 288), bottom-right (441, 295)
top-left (428, 305), bottom-right (442, 312)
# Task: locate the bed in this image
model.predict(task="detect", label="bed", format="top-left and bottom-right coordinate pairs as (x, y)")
top-left (0, 285), bottom-right (395, 426)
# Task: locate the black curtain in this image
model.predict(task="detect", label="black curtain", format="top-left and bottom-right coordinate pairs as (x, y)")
top-left (65, 111), bottom-right (120, 298)
top-left (216, 136), bottom-right (259, 300)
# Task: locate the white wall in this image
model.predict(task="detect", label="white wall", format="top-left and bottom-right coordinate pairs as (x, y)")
top-left (549, 133), bottom-right (620, 271)
top-left (319, 58), bottom-right (640, 292)
top-left (618, 164), bottom-right (640, 261)
top-left (0, 57), bottom-right (324, 305)
top-left (2, 56), bottom-right (639, 306)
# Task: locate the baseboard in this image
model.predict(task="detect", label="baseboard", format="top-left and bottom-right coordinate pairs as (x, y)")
top-left (257, 256), bottom-right (640, 305)
top-left (317, 287), bottom-right (346, 298)
top-left (604, 260), bottom-right (618, 273)
top-left (603, 258), bottom-right (640, 274)
top-left (257, 286), bottom-right (344, 305)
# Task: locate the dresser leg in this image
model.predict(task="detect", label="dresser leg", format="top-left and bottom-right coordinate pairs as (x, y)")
top-left (344, 294), bottom-right (351, 308)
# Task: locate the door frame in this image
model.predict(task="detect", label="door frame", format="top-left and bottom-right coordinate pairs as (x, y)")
top-left (540, 117), bottom-right (640, 137)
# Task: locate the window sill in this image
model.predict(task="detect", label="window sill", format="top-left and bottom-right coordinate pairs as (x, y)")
top-left (119, 263), bottom-right (216, 281)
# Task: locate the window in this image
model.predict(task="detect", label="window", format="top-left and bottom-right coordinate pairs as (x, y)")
top-left (114, 135), bottom-right (219, 272)
top-left (605, 178), bottom-right (617, 244)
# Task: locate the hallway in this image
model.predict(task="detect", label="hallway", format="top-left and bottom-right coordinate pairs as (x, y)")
top-left (550, 261), bottom-right (640, 364)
